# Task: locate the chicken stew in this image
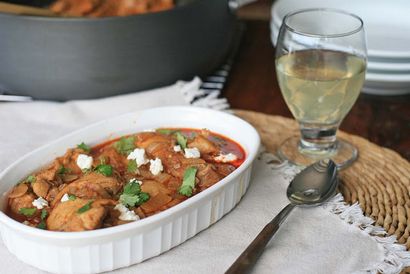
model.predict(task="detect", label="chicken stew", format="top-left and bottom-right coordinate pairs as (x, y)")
top-left (6, 128), bottom-right (245, 232)
top-left (49, 0), bottom-right (175, 17)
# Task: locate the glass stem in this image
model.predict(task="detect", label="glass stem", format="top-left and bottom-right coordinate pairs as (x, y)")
top-left (298, 122), bottom-right (340, 157)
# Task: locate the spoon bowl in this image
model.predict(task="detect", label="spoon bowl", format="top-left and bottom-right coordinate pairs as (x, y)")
top-left (226, 159), bottom-right (339, 274)
top-left (287, 159), bottom-right (338, 206)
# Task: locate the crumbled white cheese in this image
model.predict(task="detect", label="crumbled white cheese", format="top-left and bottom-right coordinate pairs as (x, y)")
top-left (184, 147), bottom-right (201, 159)
top-left (61, 193), bottom-right (70, 202)
top-left (129, 178), bottom-right (143, 185)
top-left (76, 154), bottom-right (93, 170)
top-left (215, 153), bottom-right (238, 163)
top-left (173, 145), bottom-right (182, 152)
top-left (149, 158), bottom-right (163, 175)
top-left (114, 204), bottom-right (140, 221)
top-left (32, 197), bottom-right (48, 209)
top-left (127, 148), bottom-right (149, 167)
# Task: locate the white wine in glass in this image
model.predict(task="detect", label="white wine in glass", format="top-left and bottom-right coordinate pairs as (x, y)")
top-left (275, 9), bottom-right (367, 168)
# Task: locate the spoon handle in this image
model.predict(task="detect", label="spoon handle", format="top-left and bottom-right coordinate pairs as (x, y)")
top-left (225, 203), bottom-right (296, 274)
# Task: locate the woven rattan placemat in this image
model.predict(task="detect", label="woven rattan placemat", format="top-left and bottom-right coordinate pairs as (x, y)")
top-left (235, 110), bottom-right (410, 251)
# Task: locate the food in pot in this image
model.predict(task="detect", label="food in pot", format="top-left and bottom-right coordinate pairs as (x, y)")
top-left (50, 0), bottom-right (175, 17)
top-left (6, 128), bottom-right (245, 232)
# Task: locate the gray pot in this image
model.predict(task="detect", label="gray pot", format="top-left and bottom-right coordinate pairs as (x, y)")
top-left (0, 0), bottom-right (236, 100)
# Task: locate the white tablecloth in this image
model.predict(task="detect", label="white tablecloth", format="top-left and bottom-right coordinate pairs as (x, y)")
top-left (0, 78), bottom-right (408, 274)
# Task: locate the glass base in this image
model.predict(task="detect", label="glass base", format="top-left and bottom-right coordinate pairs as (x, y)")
top-left (277, 135), bottom-right (358, 169)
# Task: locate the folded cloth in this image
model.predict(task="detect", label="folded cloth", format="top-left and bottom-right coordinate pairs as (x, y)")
top-left (0, 78), bottom-right (409, 274)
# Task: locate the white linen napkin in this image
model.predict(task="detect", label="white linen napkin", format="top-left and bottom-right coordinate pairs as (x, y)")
top-left (0, 78), bottom-right (409, 274)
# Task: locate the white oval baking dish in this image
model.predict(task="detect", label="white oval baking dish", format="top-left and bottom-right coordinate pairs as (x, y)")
top-left (0, 106), bottom-right (260, 274)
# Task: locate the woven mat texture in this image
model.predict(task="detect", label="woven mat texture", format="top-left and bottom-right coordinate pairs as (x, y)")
top-left (235, 110), bottom-right (410, 254)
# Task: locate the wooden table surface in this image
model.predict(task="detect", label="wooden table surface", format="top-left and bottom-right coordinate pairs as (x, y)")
top-left (223, 13), bottom-right (410, 161)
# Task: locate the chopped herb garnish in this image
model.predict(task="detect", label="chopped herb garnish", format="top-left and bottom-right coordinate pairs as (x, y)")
top-left (68, 194), bottom-right (76, 201)
top-left (127, 160), bottom-right (138, 173)
top-left (119, 180), bottom-right (150, 208)
top-left (156, 128), bottom-right (176, 135)
top-left (77, 142), bottom-right (91, 153)
top-left (138, 192), bottom-right (150, 202)
top-left (40, 209), bottom-right (48, 220)
top-left (19, 207), bottom-right (36, 217)
top-left (94, 164), bottom-right (113, 176)
top-left (37, 220), bottom-right (46, 230)
top-left (175, 132), bottom-right (187, 149)
top-left (26, 175), bottom-right (36, 184)
top-left (119, 194), bottom-right (141, 208)
top-left (179, 167), bottom-right (198, 197)
top-left (37, 209), bottom-right (48, 229)
top-left (124, 180), bottom-right (141, 194)
top-left (77, 201), bottom-right (93, 214)
top-left (57, 165), bottom-right (70, 175)
top-left (113, 136), bottom-right (135, 155)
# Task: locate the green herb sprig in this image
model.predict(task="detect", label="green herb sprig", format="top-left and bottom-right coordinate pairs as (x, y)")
top-left (94, 164), bottom-right (113, 176)
top-left (26, 175), bottom-right (36, 184)
top-left (113, 136), bottom-right (135, 155)
top-left (119, 180), bottom-right (150, 208)
top-left (19, 207), bottom-right (36, 217)
top-left (77, 201), bottom-right (93, 214)
top-left (37, 209), bottom-right (48, 229)
top-left (127, 160), bottom-right (138, 173)
top-left (175, 132), bottom-right (187, 149)
top-left (178, 167), bottom-right (198, 197)
top-left (57, 165), bottom-right (71, 175)
top-left (77, 142), bottom-right (91, 153)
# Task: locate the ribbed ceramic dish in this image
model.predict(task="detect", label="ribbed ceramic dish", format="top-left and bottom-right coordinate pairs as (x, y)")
top-left (0, 106), bottom-right (260, 274)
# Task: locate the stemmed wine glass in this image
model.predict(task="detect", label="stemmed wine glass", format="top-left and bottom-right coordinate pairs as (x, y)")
top-left (275, 8), bottom-right (367, 168)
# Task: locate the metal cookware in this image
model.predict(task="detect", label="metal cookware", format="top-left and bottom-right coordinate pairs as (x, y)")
top-left (0, 0), bottom-right (236, 100)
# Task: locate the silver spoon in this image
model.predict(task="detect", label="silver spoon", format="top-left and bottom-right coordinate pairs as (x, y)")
top-left (226, 159), bottom-right (338, 274)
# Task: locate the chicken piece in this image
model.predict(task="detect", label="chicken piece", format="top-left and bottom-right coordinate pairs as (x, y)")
top-left (136, 132), bottom-right (173, 150)
top-left (214, 163), bottom-right (236, 177)
top-left (141, 180), bottom-right (172, 196)
top-left (50, 0), bottom-right (174, 17)
top-left (52, 173), bottom-right (122, 206)
top-left (56, 148), bottom-right (86, 176)
top-left (32, 179), bottom-right (50, 198)
top-left (196, 164), bottom-right (223, 190)
top-left (36, 159), bottom-right (60, 182)
top-left (9, 193), bottom-right (36, 215)
top-left (95, 146), bottom-right (128, 172)
top-left (8, 184), bottom-right (28, 199)
top-left (188, 135), bottom-right (218, 155)
top-left (47, 198), bottom-right (115, 232)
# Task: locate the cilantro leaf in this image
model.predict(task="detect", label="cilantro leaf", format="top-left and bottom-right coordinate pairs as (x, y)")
top-left (77, 201), bottom-right (93, 214)
top-left (37, 220), bottom-right (46, 230)
top-left (138, 192), bottom-right (150, 204)
top-left (19, 207), bottom-right (36, 217)
top-left (77, 142), bottom-right (91, 153)
top-left (40, 209), bottom-right (48, 220)
top-left (119, 194), bottom-right (141, 207)
top-left (113, 136), bottom-right (135, 155)
top-left (156, 129), bottom-right (176, 135)
top-left (175, 132), bottom-right (187, 149)
top-left (68, 194), bottom-right (76, 201)
top-left (57, 165), bottom-right (71, 175)
top-left (94, 164), bottom-right (113, 176)
top-left (123, 180), bottom-right (141, 195)
top-left (119, 180), bottom-right (149, 208)
top-left (178, 167), bottom-right (197, 197)
top-left (127, 160), bottom-right (138, 173)
top-left (26, 175), bottom-right (36, 184)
